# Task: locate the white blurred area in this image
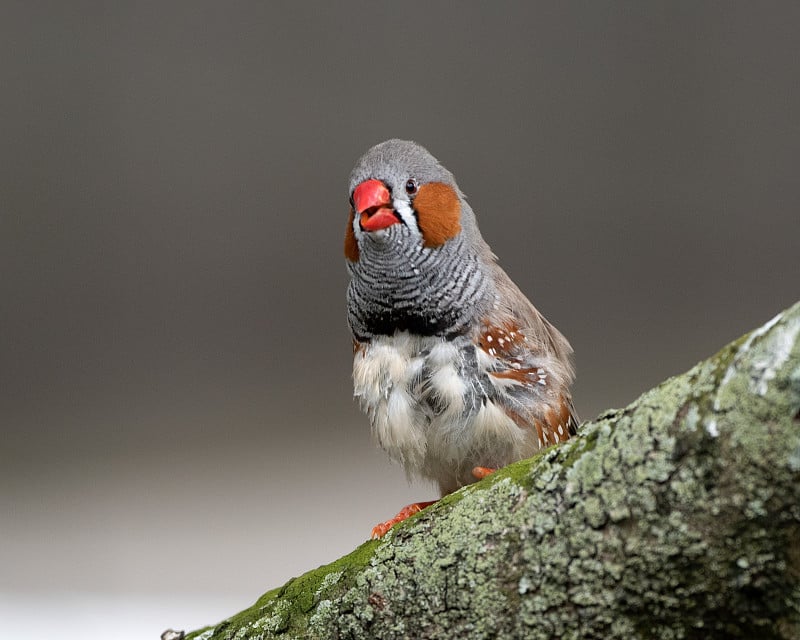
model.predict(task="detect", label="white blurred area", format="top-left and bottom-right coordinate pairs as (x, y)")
top-left (0, 592), bottom-right (246, 640)
top-left (0, 419), bottom-right (426, 639)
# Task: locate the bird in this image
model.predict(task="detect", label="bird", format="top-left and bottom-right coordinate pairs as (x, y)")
top-left (344, 139), bottom-right (577, 538)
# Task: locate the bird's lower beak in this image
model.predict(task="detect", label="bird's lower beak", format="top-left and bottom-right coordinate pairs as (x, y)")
top-left (360, 207), bottom-right (399, 231)
top-left (353, 179), bottom-right (400, 232)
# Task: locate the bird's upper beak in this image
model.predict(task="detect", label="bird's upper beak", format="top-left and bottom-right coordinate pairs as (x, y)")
top-left (353, 179), bottom-right (400, 232)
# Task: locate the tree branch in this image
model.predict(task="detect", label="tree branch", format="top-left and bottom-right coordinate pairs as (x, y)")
top-left (179, 301), bottom-right (800, 640)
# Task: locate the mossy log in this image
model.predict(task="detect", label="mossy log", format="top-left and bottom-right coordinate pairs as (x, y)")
top-left (181, 301), bottom-right (800, 640)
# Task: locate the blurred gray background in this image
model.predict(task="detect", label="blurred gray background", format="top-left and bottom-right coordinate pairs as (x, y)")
top-left (2, 2), bottom-right (798, 637)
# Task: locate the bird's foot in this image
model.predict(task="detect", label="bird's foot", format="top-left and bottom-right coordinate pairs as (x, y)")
top-left (472, 466), bottom-right (497, 480)
top-left (370, 500), bottom-right (437, 539)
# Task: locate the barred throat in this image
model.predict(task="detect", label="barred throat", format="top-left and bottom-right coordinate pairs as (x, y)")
top-left (347, 229), bottom-right (490, 341)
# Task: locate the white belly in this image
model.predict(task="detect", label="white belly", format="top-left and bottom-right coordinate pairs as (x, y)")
top-left (352, 332), bottom-right (535, 493)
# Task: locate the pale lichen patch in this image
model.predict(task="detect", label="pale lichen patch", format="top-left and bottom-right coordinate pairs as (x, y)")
top-left (314, 570), bottom-right (343, 598)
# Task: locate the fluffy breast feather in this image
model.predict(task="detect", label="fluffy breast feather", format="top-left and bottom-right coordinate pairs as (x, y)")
top-left (352, 328), bottom-right (571, 494)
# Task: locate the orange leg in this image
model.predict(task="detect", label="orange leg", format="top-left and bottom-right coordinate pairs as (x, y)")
top-left (472, 466), bottom-right (497, 480)
top-left (371, 500), bottom-right (437, 539)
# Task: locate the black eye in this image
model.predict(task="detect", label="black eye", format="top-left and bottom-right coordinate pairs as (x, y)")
top-left (404, 178), bottom-right (418, 195)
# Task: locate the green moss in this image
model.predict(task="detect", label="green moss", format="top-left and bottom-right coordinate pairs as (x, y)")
top-left (185, 538), bottom-right (381, 639)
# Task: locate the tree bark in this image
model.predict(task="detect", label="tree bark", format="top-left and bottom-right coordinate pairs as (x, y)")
top-left (182, 301), bottom-right (800, 640)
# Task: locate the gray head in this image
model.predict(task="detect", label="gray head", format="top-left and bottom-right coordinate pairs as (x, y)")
top-left (345, 139), bottom-right (492, 340)
top-left (349, 139), bottom-right (457, 198)
top-left (345, 140), bottom-right (485, 260)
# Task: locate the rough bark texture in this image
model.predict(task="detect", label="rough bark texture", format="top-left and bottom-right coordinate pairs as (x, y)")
top-left (183, 302), bottom-right (800, 640)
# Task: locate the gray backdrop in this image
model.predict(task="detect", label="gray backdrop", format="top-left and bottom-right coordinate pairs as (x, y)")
top-left (2, 2), bottom-right (798, 637)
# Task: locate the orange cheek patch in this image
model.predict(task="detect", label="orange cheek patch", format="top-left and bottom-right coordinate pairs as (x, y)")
top-left (344, 207), bottom-right (359, 262)
top-left (414, 182), bottom-right (462, 248)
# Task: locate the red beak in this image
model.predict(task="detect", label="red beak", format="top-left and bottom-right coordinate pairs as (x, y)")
top-left (353, 179), bottom-right (400, 232)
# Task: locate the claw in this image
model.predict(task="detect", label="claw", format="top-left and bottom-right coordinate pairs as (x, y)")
top-left (370, 500), bottom-right (437, 539)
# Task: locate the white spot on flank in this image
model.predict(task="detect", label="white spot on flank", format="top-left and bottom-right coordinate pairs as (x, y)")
top-left (557, 424), bottom-right (564, 436)
top-left (486, 335), bottom-right (493, 342)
